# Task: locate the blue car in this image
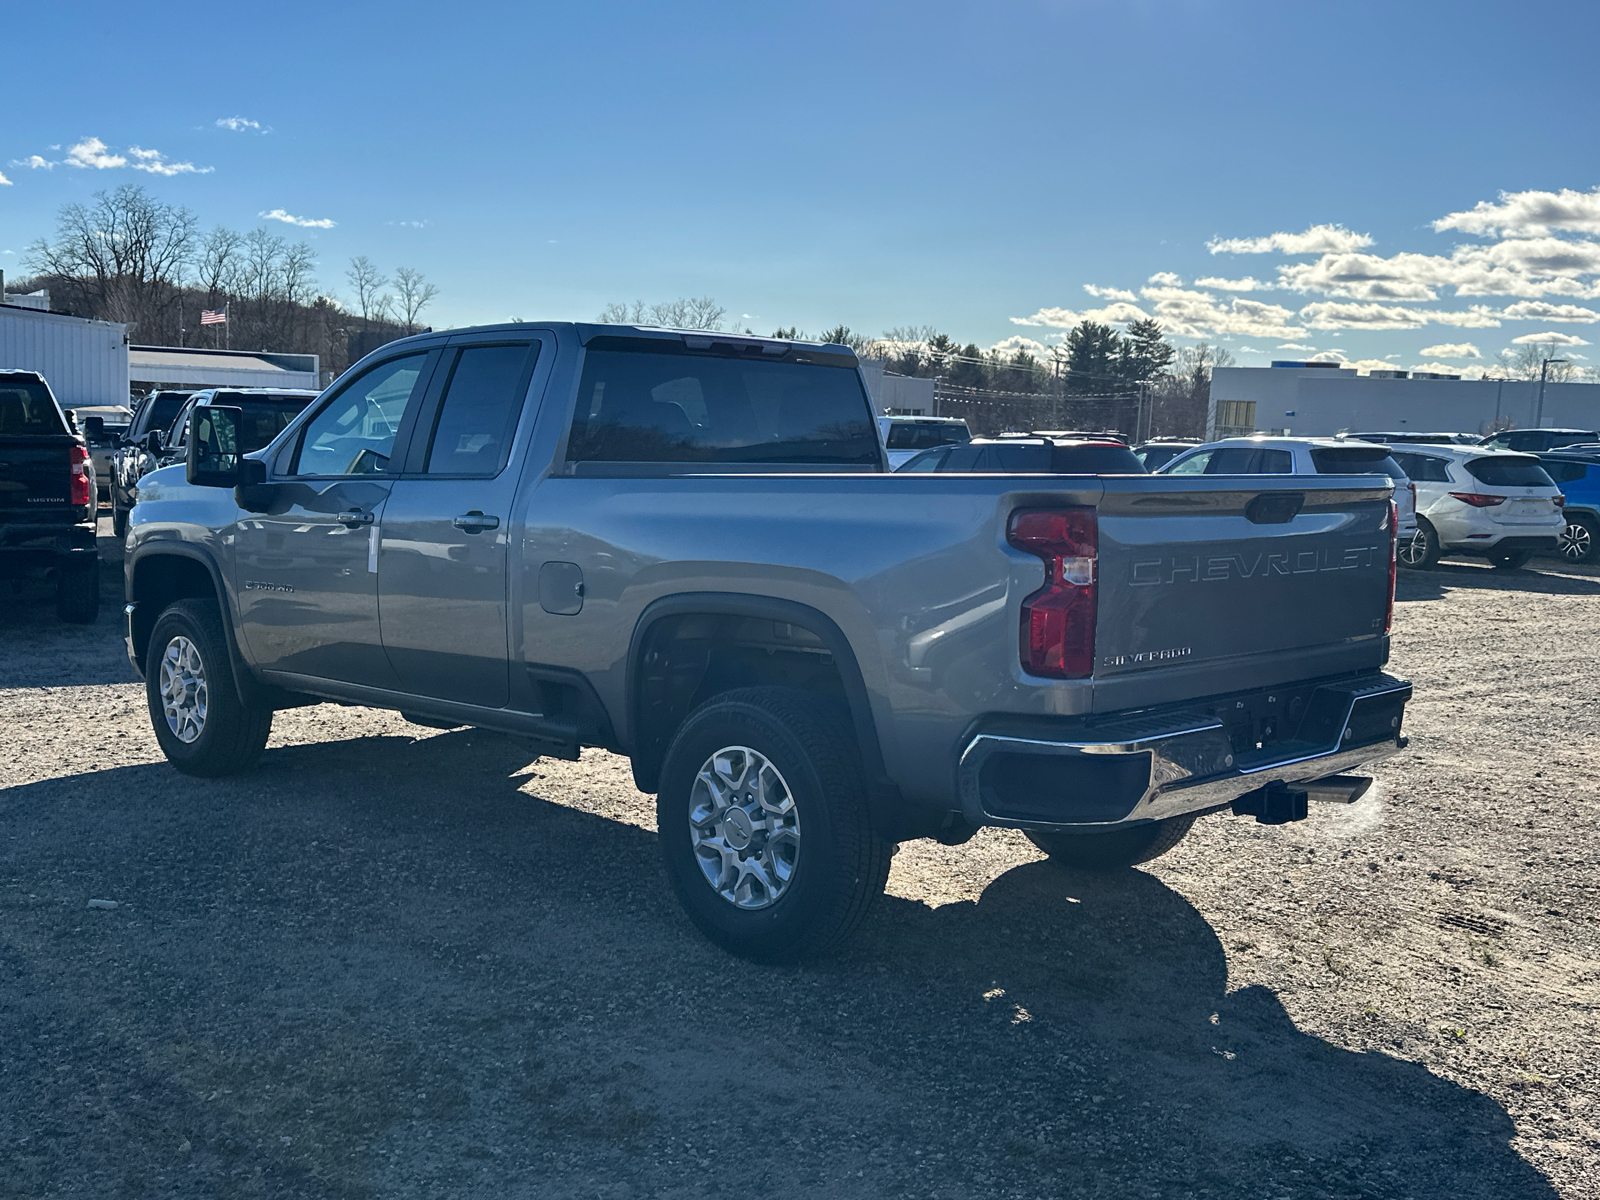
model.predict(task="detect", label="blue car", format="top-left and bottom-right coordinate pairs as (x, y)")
top-left (1540, 452), bottom-right (1600, 563)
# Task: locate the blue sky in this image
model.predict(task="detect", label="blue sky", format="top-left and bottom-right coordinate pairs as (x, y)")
top-left (5, 0), bottom-right (1600, 376)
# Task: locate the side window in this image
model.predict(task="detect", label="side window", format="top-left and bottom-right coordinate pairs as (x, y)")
top-left (1204, 447), bottom-right (1275, 473)
top-left (293, 355), bottom-right (429, 477)
top-left (1545, 461), bottom-right (1587, 485)
top-left (1258, 449), bottom-right (1293, 473)
top-left (423, 344), bottom-right (536, 476)
top-left (941, 445), bottom-right (986, 471)
top-left (1166, 450), bottom-right (1212, 474)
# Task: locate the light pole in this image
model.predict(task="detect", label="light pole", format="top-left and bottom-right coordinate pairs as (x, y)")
top-left (1535, 357), bottom-right (1567, 427)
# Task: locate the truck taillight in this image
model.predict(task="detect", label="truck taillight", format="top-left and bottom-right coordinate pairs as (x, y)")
top-left (1008, 507), bottom-right (1097, 678)
top-left (69, 443), bottom-right (91, 507)
top-left (1386, 499), bottom-right (1397, 634)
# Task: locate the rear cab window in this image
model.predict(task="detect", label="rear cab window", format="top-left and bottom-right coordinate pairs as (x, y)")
top-left (567, 339), bottom-right (880, 469)
top-left (0, 377), bottom-right (67, 435)
top-left (1464, 456), bottom-right (1556, 488)
top-left (885, 421), bottom-right (971, 451)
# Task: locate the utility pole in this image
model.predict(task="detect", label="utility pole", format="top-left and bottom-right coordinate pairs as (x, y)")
top-left (1536, 357), bottom-right (1567, 427)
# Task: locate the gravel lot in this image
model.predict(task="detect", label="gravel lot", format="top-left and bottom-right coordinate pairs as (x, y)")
top-left (2, 520), bottom-right (1596, 1199)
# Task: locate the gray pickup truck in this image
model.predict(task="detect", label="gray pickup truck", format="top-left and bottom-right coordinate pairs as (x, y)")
top-left (125, 324), bottom-right (1410, 960)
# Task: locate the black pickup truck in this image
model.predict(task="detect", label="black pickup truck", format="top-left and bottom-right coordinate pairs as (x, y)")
top-left (0, 370), bottom-right (100, 622)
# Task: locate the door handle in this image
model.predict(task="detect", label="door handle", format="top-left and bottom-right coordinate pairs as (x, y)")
top-left (335, 509), bottom-right (375, 526)
top-left (452, 511), bottom-right (500, 533)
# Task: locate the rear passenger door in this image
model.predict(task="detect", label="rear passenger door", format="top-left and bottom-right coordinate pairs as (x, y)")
top-left (377, 335), bottom-right (545, 708)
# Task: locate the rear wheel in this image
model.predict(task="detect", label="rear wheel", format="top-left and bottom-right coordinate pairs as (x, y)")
top-left (1026, 815), bottom-right (1196, 871)
top-left (1558, 513), bottom-right (1598, 564)
top-left (1399, 520), bottom-right (1439, 569)
top-left (145, 599), bottom-right (272, 777)
top-left (1488, 548), bottom-right (1533, 571)
top-left (656, 687), bottom-right (892, 962)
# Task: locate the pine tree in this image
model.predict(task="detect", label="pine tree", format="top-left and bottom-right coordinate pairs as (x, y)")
top-left (1063, 321), bottom-right (1122, 395)
top-left (1117, 318), bottom-right (1175, 382)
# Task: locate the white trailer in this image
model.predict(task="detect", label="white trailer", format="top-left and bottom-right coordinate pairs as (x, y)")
top-left (0, 303), bottom-right (129, 408)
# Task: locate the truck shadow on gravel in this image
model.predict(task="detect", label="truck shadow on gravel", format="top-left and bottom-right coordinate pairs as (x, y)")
top-left (1398, 560), bottom-right (1600, 602)
top-left (0, 730), bottom-right (1560, 1200)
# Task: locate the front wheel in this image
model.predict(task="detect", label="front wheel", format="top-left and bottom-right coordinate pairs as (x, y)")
top-left (1558, 513), bottom-right (1598, 564)
top-left (656, 687), bottom-right (892, 962)
top-left (1488, 549), bottom-right (1532, 571)
top-left (1398, 520), bottom-right (1439, 570)
top-left (145, 599), bottom-right (272, 777)
top-left (1026, 815), bottom-right (1196, 871)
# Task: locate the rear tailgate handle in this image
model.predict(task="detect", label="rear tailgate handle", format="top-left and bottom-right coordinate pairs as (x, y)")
top-left (453, 511), bottom-right (500, 533)
top-left (1246, 492), bottom-right (1304, 524)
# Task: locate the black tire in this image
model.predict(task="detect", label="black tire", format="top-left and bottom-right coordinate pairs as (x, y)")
top-left (656, 687), bottom-right (892, 963)
top-left (145, 599), bottom-right (272, 777)
top-left (1488, 548), bottom-right (1533, 571)
top-left (1399, 519), bottom-right (1440, 570)
top-left (1025, 815), bottom-right (1196, 871)
top-left (55, 562), bottom-right (100, 624)
top-left (1558, 513), bottom-right (1598, 564)
top-left (111, 498), bottom-right (128, 539)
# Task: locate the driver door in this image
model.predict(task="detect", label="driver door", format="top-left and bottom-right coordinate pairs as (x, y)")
top-left (232, 351), bottom-right (439, 689)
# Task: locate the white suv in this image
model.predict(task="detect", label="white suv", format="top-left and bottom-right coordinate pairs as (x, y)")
top-left (1156, 436), bottom-right (1418, 542)
top-left (1387, 445), bottom-right (1565, 570)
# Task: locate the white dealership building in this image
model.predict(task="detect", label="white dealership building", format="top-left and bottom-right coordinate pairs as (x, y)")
top-left (1208, 362), bottom-right (1600, 439)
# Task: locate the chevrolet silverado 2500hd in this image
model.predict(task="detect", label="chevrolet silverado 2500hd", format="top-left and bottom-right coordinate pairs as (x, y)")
top-left (124, 324), bottom-right (1410, 960)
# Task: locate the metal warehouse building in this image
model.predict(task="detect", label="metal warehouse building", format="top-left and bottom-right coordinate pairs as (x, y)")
top-left (129, 346), bottom-right (320, 394)
top-left (1209, 362), bottom-right (1600, 438)
top-left (0, 302), bottom-right (129, 407)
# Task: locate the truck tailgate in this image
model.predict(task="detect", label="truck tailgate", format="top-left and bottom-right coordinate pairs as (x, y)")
top-left (1091, 475), bottom-right (1394, 705)
top-left (0, 435), bottom-right (76, 515)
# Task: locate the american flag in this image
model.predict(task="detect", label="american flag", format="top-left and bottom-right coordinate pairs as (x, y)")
top-left (200, 306), bottom-right (228, 325)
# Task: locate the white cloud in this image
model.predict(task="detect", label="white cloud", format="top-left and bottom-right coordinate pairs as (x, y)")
top-left (1083, 284), bottom-right (1138, 302)
top-left (1235, 346), bottom-right (1263, 354)
top-left (385, 219), bottom-right (430, 229)
top-left (128, 146), bottom-right (211, 176)
top-left (1435, 186), bottom-right (1600, 238)
top-left (1010, 301), bottom-right (1151, 329)
top-left (1419, 342), bottom-right (1481, 358)
top-left (64, 137), bottom-right (125, 169)
top-left (1193, 276), bottom-right (1265, 291)
top-left (0, 170), bottom-right (10, 186)
top-left (216, 116), bottom-right (261, 132)
top-left (1507, 331), bottom-right (1590, 346)
top-left (1146, 271), bottom-right (1183, 286)
top-left (989, 336), bottom-right (1051, 356)
top-left (1500, 300), bottom-right (1599, 323)
top-left (1298, 301), bottom-right (1424, 331)
top-left (1425, 306), bottom-right (1505, 328)
top-left (259, 208), bottom-right (336, 229)
top-left (1208, 224), bottom-right (1373, 255)
top-left (11, 155), bottom-right (54, 170)
top-left (1347, 359), bottom-right (1400, 373)
top-left (1137, 285), bottom-right (1306, 340)
top-left (1276, 342), bottom-right (1317, 351)
top-left (1309, 350), bottom-right (1348, 362)
top-left (1408, 362), bottom-right (1469, 376)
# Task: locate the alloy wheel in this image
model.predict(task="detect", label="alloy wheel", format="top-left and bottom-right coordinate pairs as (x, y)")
top-left (158, 635), bottom-right (208, 743)
top-left (688, 745), bottom-right (801, 910)
top-left (1558, 519), bottom-right (1593, 562)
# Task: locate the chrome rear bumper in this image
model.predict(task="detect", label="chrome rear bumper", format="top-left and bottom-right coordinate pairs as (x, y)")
top-left (958, 674), bottom-right (1410, 831)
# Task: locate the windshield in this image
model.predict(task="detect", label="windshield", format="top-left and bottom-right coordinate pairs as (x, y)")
top-left (0, 378), bottom-right (66, 434)
top-left (1311, 446), bottom-right (1407, 479)
top-left (1465, 456), bottom-right (1556, 488)
top-left (568, 346), bottom-right (879, 465)
top-left (885, 421), bottom-right (971, 451)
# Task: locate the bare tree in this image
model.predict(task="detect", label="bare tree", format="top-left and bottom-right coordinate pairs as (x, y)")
top-left (597, 296), bottom-right (726, 330)
top-left (26, 183), bottom-right (196, 338)
top-left (346, 256), bottom-right (388, 323)
top-left (196, 226), bottom-right (243, 298)
top-left (1508, 341), bottom-right (1578, 382)
top-left (393, 267), bottom-right (439, 332)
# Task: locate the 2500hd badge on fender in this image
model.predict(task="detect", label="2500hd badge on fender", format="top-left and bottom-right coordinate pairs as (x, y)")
top-left (124, 323), bottom-right (1409, 961)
